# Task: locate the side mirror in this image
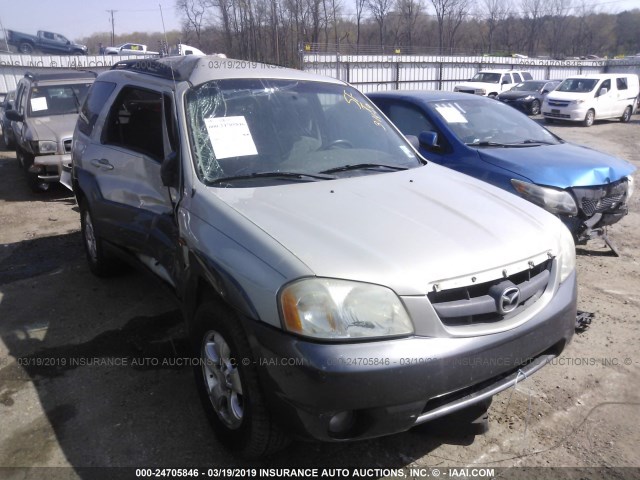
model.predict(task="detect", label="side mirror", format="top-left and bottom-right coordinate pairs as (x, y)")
top-left (161, 151), bottom-right (179, 188)
top-left (405, 135), bottom-right (419, 149)
top-left (6, 109), bottom-right (23, 122)
top-left (598, 87), bottom-right (608, 96)
top-left (418, 131), bottom-right (439, 150)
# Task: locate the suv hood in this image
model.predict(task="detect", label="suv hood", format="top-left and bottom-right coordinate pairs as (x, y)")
top-left (546, 91), bottom-right (593, 101)
top-left (457, 81), bottom-right (497, 89)
top-left (28, 114), bottom-right (78, 141)
top-left (498, 90), bottom-right (536, 100)
top-left (478, 143), bottom-right (635, 189)
top-left (212, 165), bottom-right (562, 296)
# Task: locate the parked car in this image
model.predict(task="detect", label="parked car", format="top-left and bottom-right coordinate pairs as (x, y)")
top-left (497, 79), bottom-right (561, 115)
top-left (542, 73), bottom-right (639, 126)
top-left (1, 90), bottom-right (16, 148)
top-left (7, 71), bottom-right (95, 191)
top-left (368, 90), bottom-right (635, 252)
top-left (103, 43), bottom-right (159, 55)
top-left (6, 29), bottom-right (87, 55)
top-left (453, 69), bottom-right (533, 98)
top-left (71, 56), bottom-right (577, 457)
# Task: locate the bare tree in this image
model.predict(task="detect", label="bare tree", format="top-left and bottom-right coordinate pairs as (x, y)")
top-left (368, 0), bottom-right (393, 46)
top-left (482, 0), bottom-right (510, 54)
top-left (355, 0), bottom-right (368, 50)
top-left (397, 0), bottom-right (423, 48)
top-left (520, 0), bottom-right (550, 57)
top-left (430, 0), bottom-right (470, 54)
top-left (175, 0), bottom-right (208, 47)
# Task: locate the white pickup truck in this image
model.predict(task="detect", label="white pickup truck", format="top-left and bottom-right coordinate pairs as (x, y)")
top-left (103, 43), bottom-right (159, 55)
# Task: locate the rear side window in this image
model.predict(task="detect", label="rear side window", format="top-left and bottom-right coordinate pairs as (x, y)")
top-left (103, 86), bottom-right (164, 160)
top-left (522, 72), bottom-right (533, 80)
top-left (616, 78), bottom-right (628, 90)
top-left (77, 81), bottom-right (116, 136)
top-left (513, 73), bottom-right (523, 82)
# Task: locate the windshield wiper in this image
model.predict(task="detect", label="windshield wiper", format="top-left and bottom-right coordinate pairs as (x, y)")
top-left (209, 171), bottom-right (335, 185)
top-left (467, 140), bottom-right (552, 148)
top-left (320, 163), bottom-right (408, 174)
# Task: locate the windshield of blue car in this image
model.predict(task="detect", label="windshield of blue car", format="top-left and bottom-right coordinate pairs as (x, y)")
top-left (28, 83), bottom-right (92, 117)
top-left (556, 78), bottom-right (598, 93)
top-left (510, 81), bottom-right (546, 92)
top-left (470, 73), bottom-right (501, 83)
top-left (428, 98), bottom-right (561, 146)
top-left (186, 79), bottom-right (422, 185)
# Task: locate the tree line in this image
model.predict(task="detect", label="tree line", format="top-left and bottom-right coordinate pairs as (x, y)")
top-left (174, 0), bottom-right (640, 67)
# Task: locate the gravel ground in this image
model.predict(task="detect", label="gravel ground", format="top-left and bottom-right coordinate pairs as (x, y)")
top-left (0, 115), bottom-right (638, 479)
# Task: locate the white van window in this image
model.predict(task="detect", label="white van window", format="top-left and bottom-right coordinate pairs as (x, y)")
top-left (616, 78), bottom-right (628, 90)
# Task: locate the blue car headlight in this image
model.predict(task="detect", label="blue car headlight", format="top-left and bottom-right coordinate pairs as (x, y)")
top-left (511, 179), bottom-right (578, 216)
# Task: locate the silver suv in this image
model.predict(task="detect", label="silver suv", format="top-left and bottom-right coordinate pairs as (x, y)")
top-left (7, 71), bottom-right (95, 191)
top-left (72, 56), bottom-right (577, 458)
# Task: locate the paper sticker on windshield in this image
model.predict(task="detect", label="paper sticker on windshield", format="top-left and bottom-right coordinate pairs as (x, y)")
top-left (30, 97), bottom-right (48, 112)
top-left (434, 105), bottom-right (467, 124)
top-left (205, 116), bottom-right (258, 159)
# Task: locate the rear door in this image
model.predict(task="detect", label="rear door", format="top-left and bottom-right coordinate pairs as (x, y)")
top-left (595, 79), bottom-right (615, 118)
top-left (615, 76), bottom-right (633, 116)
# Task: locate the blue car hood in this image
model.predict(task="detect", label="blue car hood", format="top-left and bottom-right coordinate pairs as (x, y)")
top-left (478, 143), bottom-right (636, 189)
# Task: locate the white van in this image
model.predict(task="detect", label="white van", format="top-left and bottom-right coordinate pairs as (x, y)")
top-left (542, 73), bottom-right (639, 127)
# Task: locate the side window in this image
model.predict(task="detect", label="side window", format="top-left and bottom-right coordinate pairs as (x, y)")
top-left (502, 74), bottom-right (512, 84)
top-left (386, 103), bottom-right (435, 137)
top-left (513, 73), bottom-right (523, 83)
top-left (600, 79), bottom-right (611, 94)
top-left (103, 86), bottom-right (165, 160)
top-left (43, 32), bottom-right (54, 40)
top-left (122, 44), bottom-right (132, 50)
top-left (78, 81), bottom-right (117, 136)
top-left (522, 72), bottom-right (533, 80)
top-left (616, 78), bottom-right (628, 90)
top-left (15, 83), bottom-right (25, 114)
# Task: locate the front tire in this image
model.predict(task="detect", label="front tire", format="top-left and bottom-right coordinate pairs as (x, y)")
top-left (583, 109), bottom-right (595, 127)
top-left (620, 106), bottom-right (632, 123)
top-left (3, 127), bottom-right (14, 149)
top-left (192, 302), bottom-right (289, 458)
top-left (529, 99), bottom-right (541, 116)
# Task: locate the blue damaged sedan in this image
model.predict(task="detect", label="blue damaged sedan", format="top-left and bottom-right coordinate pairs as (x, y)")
top-left (368, 91), bottom-right (636, 252)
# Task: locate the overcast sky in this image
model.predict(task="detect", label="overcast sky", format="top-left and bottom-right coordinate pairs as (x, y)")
top-left (0, 0), bottom-right (639, 42)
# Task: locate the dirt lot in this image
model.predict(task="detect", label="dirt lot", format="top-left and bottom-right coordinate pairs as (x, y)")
top-left (0, 116), bottom-right (639, 479)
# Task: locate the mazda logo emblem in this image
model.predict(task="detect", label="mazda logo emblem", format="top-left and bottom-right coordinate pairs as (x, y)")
top-left (499, 287), bottom-right (520, 315)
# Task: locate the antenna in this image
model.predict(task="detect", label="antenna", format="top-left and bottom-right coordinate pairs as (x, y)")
top-left (159, 4), bottom-right (170, 57)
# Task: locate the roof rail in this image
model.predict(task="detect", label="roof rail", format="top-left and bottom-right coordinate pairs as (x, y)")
top-left (111, 58), bottom-right (182, 81)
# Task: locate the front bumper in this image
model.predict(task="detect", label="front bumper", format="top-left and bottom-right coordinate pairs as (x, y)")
top-left (542, 104), bottom-right (587, 121)
top-left (29, 153), bottom-right (71, 183)
top-left (244, 271), bottom-right (577, 442)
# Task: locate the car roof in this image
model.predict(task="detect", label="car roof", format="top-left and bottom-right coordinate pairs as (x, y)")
top-left (109, 55), bottom-right (345, 87)
top-left (477, 69), bottom-right (526, 73)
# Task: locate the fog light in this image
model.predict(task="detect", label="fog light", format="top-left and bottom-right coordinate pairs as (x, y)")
top-left (328, 410), bottom-right (354, 434)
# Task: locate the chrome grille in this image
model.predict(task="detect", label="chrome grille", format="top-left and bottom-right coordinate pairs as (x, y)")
top-left (428, 260), bottom-right (552, 327)
top-left (572, 179), bottom-right (628, 216)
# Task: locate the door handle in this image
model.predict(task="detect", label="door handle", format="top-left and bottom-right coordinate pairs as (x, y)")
top-left (90, 158), bottom-right (114, 170)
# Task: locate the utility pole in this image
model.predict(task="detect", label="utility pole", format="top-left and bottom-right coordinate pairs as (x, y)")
top-left (106, 10), bottom-right (117, 46)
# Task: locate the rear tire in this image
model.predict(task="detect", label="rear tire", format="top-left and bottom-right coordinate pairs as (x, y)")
top-left (620, 106), bottom-right (632, 123)
top-left (192, 302), bottom-right (289, 458)
top-left (583, 109), bottom-right (595, 127)
top-left (18, 42), bottom-right (34, 54)
top-left (79, 200), bottom-right (124, 277)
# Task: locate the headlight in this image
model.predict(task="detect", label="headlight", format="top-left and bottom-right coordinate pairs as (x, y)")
top-left (30, 140), bottom-right (57, 154)
top-left (511, 179), bottom-right (578, 215)
top-left (280, 278), bottom-right (414, 340)
top-left (557, 225), bottom-right (576, 283)
top-left (478, 89), bottom-right (486, 95)
top-left (627, 175), bottom-right (635, 200)
top-left (572, 99), bottom-right (585, 105)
